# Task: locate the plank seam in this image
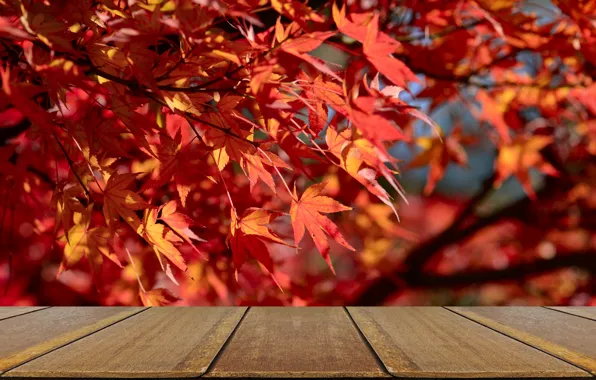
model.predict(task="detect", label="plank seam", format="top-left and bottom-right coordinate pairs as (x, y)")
top-left (543, 306), bottom-right (596, 322)
top-left (0, 307), bottom-right (52, 322)
top-left (0, 307), bottom-right (149, 377)
top-left (343, 307), bottom-right (392, 378)
top-left (443, 307), bottom-right (595, 377)
top-left (201, 307), bottom-right (251, 377)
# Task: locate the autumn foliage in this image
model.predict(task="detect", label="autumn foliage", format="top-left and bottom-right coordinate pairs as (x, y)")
top-left (0, 0), bottom-right (595, 306)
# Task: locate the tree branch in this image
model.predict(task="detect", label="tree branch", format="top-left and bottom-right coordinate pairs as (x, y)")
top-left (403, 175), bottom-right (497, 274)
top-left (350, 180), bottom-right (546, 306)
top-left (53, 135), bottom-right (90, 197)
top-left (352, 250), bottom-right (596, 306)
top-left (410, 250), bottom-right (596, 288)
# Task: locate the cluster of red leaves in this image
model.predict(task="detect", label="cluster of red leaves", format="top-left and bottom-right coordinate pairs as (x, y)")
top-left (0, 0), bottom-right (595, 306)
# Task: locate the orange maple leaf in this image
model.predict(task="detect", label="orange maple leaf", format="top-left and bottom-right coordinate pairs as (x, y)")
top-left (325, 127), bottom-right (403, 216)
top-left (332, 5), bottom-right (417, 89)
top-left (141, 208), bottom-right (188, 273)
top-left (140, 288), bottom-right (180, 306)
top-left (362, 14), bottom-right (418, 89)
top-left (408, 126), bottom-right (476, 195)
top-left (228, 208), bottom-right (290, 281)
top-left (59, 205), bottom-right (122, 280)
top-left (495, 135), bottom-right (559, 199)
top-left (203, 126), bottom-right (288, 192)
top-left (53, 182), bottom-right (85, 243)
top-left (290, 182), bottom-right (355, 274)
top-left (102, 172), bottom-right (149, 232)
top-left (159, 200), bottom-right (207, 260)
top-left (475, 90), bottom-right (512, 144)
top-left (142, 131), bottom-right (213, 207)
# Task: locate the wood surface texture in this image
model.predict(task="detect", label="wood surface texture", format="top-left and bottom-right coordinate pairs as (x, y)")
top-left (205, 307), bottom-right (388, 378)
top-left (546, 307), bottom-right (596, 321)
top-left (0, 307), bottom-right (143, 374)
top-left (0, 307), bottom-right (48, 321)
top-left (6, 307), bottom-right (246, 378)
top-left (0, 306), bottom-right (594, 379)
top-left (448, 307), bottom-right (596, 375)
top-left (348, 307), bottom-right (589, 378)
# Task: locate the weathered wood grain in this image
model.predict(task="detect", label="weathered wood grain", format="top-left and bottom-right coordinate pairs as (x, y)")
top-left (348, 307), bottom-right (590, 378)
top-left (205, 307), bottom-right (388, 378)
top-left (0, 307), bottom-right (142, 374)
top-left (449, 307), bottom-right (596, 375)
top-left (0, 307), bottom-right (48, 321)
top-left (546, 307), bottom-right (596, 321)
top-left (5, 307), bottom-right (246, 378)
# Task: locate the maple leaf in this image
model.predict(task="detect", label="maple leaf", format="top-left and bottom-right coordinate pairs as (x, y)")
top-left (250, 60), bottom-right (277, 95)
top-left (278, 27), bottom-right (339, 80)
top-left (278, 131), bottom-right (321, 176)
top-left (362, 14), bottom-right (418, 89)
top-left (52, 182), bottom-right (85, 242)
top-left (140, 288), bottom-right (180, 306)
top-left (100, 82), bottom-right (157, 152)
top-left (228, 208), bottom-right (290, 277)
top-left (367, 72), bottom-right (440, 137)
top-left (201, 112), bottom-right (255, 171)
top-left (202, 126), bottom-right (288, 192)
top-left (305, 76), bottom-right (351, 118)
top-left (475, 90), bottom-right (512, 144)
top-left (141, 208), bottom-right (188, 273)
top-left (332, 5), bottom-right (417, 88)
top-left (162, 91), bottom-right (206, 116)
top-left (290, 182), bottom-right (355, 273)
top-left (159, 200), bottom-right (207, 260)
top-left (350, 97), bottom-right (409, 144)
top-left (325, 127), bottom-right (403, 217)
top-left (303, 91), bottom-right (330, 137)
top-left (142, 130), bottom-right (213, 206)
top-left (59, 206), bottom-right (122, 281)
top-left (102, 172), bottom-right (149, 232)
top-left (408, 126), bottom-right (476, 195)
top-left (495, 135), bottom-right (559, 199)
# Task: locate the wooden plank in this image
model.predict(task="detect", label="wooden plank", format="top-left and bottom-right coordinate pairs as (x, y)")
top-left (449, 307), bottom-right (596, 375)
top-left (205, 307), bottom-right (388, 378)
top-left (0, 307), bottom-right (48, 321)
top-left (6, 307), bottom-right (246, 378)
top-left (348, 307), bottom-right (590, 378)
top-left (546, 307), bottom-right (596, 321)
top-left (0, 307), bottom-right (142, 374)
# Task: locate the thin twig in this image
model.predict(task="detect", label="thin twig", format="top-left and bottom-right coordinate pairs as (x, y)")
top-left (54, 135), bottom-right (90, 197)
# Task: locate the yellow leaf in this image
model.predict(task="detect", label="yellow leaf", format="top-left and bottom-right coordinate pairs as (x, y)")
top-left (60, 206), bottom-right (122, 278)
top-left (141, 209), bottom-right (187, 272)
top-left (163, 92), bottom-right (202, 116)
top-left (211, 50), bottom-right (241, 65)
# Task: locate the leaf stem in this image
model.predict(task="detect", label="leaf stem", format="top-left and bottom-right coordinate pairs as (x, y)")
top-left (118, 232), bottom-right (146, 294)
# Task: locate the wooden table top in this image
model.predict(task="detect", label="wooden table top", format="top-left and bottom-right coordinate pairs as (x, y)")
top-left (0, 307), bottom-right (594, 379)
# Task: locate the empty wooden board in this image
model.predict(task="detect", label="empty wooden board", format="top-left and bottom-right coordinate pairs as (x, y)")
top-left (0, 307), bottom-right (142, 374)
top-left (5, 307), bottom-right (246, 378)
top-left (205, 307), bottom-right (388, 378)
top-left (0, 307), bottom-right (48, 321)
top-left (348, 307), bottom-right (589, 378)
top-left (546, 307), bottom-right (596, 321)
top-left (449, 307), bottom-right (596, 375)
